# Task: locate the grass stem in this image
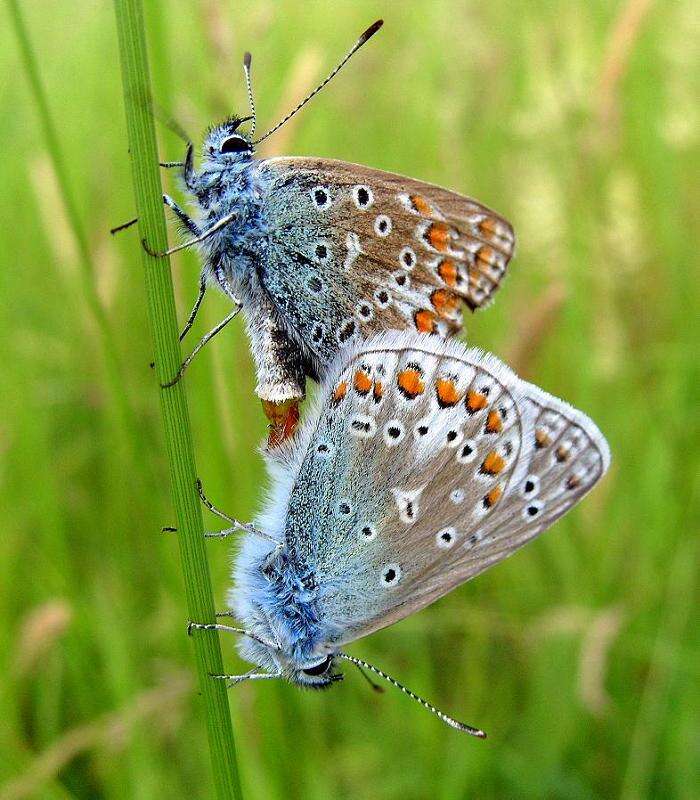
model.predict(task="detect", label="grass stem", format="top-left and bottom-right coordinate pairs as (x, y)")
top-left (112, 1), bottom-right (243, 797)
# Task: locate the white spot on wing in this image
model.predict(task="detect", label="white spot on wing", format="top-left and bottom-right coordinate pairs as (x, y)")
top-left (391, 487), bottom-right (423, 524)
top-left (355, 300), bottom-right (374, 322)
top-left (358, 523), bottom-right (377, 542)
top-left (457, 439), bottom-right (478, 463)
top-left (399, 247), bottom-right (416, 270)
top-left (373, 288), bottom-right (392, 308)
top-left (383, 420), bottom-right (405, 446)
top-left (450, 488), bottom-right (465, 504)
top-left (348, 413), bottom-right (376, 438)
top-left (436, 527), bottom-right (457, 549)
top-left (520, 475), bottom-right (540, 498)
top-left (310, 186), bottom-right (331, 210)
top-left (522, 499), bottom-right (544, 520)
top-left (352, 185), bottom-right (374, 209)
top-left (344, 232), bottom-right (362, 271)
top-left (374, 214), bottom-right (392, 236)
top-left (380, 563), bottom-right (402, 587)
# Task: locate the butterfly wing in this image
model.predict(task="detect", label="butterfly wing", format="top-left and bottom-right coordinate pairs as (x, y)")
top-left (258, 158), bottom-right (515, 369)
top-left (268, 331), bottom-right (609, 647)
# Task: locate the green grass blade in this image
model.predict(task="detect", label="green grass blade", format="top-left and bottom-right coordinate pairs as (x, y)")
top-left (111, 1), bottom-right (243, 798)
top-left (7, 0), bottom-right (137, 442)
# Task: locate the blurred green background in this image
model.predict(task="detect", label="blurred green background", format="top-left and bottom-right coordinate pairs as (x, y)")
top-left (1, 1), bottom-right (698, 798)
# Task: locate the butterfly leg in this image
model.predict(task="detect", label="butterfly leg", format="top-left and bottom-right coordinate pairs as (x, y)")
top-left (161, 524), bottom-right (249, 539)
top-left (187, 621), bottom-right (278, 650)
top-left (178, 273), bottom-right (207, 343)
top-left (211, 670), bottom-right (280, 687)
top-left (160, 303), bottom-right (242, 388)
top-left (142, 211), bottom-right (237, 258)
top-left (196, 479), bottom-right (278, 544)
top-left (110, 217), bottom-right (138, 235)
top-left (163, 193), bottom-right (200, 236)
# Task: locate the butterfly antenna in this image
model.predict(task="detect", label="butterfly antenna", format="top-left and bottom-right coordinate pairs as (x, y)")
top-left (337, 653), bottom-right (487, 737)
top-left (353, 661), bottom-right (385, 694)
top-left (252, 19), bottom-right (383, 145)
top-left (151, 100), bottom-right (193, 146)
top-left (243, 51), bottom-right (256, 137)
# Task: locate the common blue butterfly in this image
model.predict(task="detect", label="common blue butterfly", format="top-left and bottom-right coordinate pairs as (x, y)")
top-left (133, 21), bottom-right (515, 445)
top-left (189, 331), bottom-right (610, 735)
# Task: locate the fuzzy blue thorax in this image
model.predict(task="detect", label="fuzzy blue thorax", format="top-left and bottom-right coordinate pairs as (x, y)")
top-left (232, 536), bottom-right (343, 686)
top-left (188, 121), bottom-right (273, 291)
top-left (258, 547), bottom-right (330, 664)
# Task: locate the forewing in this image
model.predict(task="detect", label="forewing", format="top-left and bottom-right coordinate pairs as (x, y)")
top-left (259, 158), bottom-right (515, 358)
top-left (270, 332), bottom-right (609, 648)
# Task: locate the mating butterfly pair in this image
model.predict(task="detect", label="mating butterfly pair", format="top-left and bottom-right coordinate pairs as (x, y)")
top-left (135, 21), bottom-right (609, 735)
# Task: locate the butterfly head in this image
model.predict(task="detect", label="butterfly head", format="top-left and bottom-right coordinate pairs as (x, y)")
top-left (291, 653), bottom-right (344, 689)
top-left (239, 630), bottom-right (342, 690)
top-left (203, 115), bottom-right (254, 165)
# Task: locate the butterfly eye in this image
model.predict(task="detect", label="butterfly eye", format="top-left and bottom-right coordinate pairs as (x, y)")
top-left (220, 136), bottom-right (251, 154)
top-left (302, 655), bottom-right (333, 677)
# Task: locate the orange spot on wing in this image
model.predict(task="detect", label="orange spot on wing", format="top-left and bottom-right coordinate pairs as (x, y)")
top-left (426, 222), bottom-right (450, 251)
top-left (353, 369), bottom-right (372, 395)
top-left (431, 289), bottom-right (461, 318)
top-left (483, 485), bottom-right (503, 509)
top-left (566, 474), bottom-right (581, 490)
top-left (466, 390), bottom-right (488, 414)
top-left (414, 309), bottom-right (438, 333)
top-left (555, 445), bottom-right (570, 463)
top-left (478, 218), bottom-right (498, 236)
top-left (535, 428), bottom-right (551, 449)
top-left (480, 451), bottom-right (506, 475)
top-left (435, 378), bottom-right (462, 408)
top-left (331, 381), bottom-right (348, 406)
top-left (410, 194), bottom-right (432, 215)
top-left (485, 409), bottom-right (503, 434)
top-left (397, 369), bottom-right (425, 399)
top-left (475, 246), bottom-right (496, 268)
top-left (437, 259), bottom-right (459, 288)
top-left (373, 381), bottom-right (383, 402)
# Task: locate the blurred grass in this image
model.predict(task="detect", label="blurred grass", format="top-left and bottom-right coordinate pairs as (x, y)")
top-left (0, 1), bottom-right (697, 798)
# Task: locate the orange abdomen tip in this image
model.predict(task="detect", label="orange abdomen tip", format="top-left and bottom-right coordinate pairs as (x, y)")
top-left (262, 399), bottom-right (300, 448)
